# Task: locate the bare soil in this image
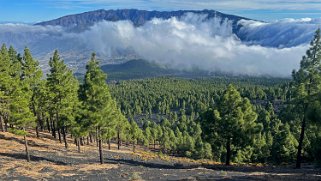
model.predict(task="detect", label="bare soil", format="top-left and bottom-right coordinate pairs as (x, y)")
top-left (0, 131), bottom-right (320, 181)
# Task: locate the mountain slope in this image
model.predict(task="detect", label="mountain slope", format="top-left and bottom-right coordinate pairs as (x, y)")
top-left (36, 9), bottom-right (250, 33)
top-left (100, 59), bottom-right (210, 80)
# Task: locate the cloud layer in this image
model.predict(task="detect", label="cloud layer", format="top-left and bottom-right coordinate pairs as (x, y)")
top-left (238, 18), bottom-right (320, 47)
top-left (0, 14), bottom-right (317, 77)
top-left (80, 14), bottom-right (308, 76)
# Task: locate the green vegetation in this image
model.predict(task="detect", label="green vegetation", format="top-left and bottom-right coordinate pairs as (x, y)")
top-left (0, 29), bottom-right (321, 168)
top-left (101, 59), bottom-right (174, 80)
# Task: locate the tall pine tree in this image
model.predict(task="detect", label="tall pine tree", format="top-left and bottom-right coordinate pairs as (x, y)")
top-left (206, 84), bottom-right (259, 165)
top-left (21, 48), bottom-right (43, 137)
top-left (80, 53), bottom-right (117, 164)
top-left (291, 29), bottom-right (321, 168)
top-left (47, 50), bottom-right (79, 149)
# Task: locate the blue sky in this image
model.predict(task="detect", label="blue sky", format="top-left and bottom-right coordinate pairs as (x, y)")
top-left (1, 0), bottom-right (321, 23)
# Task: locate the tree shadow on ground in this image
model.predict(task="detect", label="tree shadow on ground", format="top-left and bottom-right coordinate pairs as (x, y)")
top-left (106, 156), bottom-right (321, 176)
top-left (0, 152), bottom-right (68, 165)
top-left (0, 133), bottom-right (48, 148)
top-left (203, 164), bottom-right (321, 175)
top-left (193, 173), bottom-right (321, 181)
top-left (107, 157), bottom-right (199, 169)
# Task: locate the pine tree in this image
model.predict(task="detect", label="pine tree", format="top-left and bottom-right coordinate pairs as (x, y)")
top-left (115, 110), bottom-right (130, 150)
top-left (47, 50), bottom-right (79, 149)
top-left (271, 123), bottom-right (298, 164)
top-left (211, 84), bottom-right (259, 165)
top-left (80, 53), bottom-right (117, 164)
top-left (144, 126), bottom-right (152, 148)
top-left (291, 29), bottom-right (321, 168)
top-left (129, 120), bottom-right (143, 152)
top-left (4, 46), bottom-right (37, 162)
top-left (0, 44), bottom-right (13, 132)
top-left (20, 48), bottom-right (43, 137)
top-left (150, 122), bottom-right (159, 150)
top-left (9, 81), bottom-right (36, 162)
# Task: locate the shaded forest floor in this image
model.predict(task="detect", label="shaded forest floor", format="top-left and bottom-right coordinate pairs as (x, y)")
top-left (0, 131), bottom-right (320, 181)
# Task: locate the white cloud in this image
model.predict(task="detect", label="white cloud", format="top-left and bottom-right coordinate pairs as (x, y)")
top-left (80, 14), bottom-right (307, 77)
top-left (238, 18), bottom-right (319, 47)
top-left (0, 14), bottom-right (315, 77)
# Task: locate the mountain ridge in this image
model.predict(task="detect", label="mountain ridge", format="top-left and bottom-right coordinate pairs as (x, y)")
top-left (35, 9), bottom-right (251, 33)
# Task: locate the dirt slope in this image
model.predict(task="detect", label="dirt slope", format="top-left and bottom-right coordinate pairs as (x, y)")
top-left (0, 131), bottom-right (320, 181)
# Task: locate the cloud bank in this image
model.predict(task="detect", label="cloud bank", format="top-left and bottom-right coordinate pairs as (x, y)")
top-left (80, 14), bottom-right (309, 76)
top-left (0, 14), bottom-right (317, 77)
top-left (238, 18), bottom-right (320, 47)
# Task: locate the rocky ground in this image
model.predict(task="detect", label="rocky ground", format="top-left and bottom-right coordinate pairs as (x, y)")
top-left (0, 131), bottom-right (320, 181)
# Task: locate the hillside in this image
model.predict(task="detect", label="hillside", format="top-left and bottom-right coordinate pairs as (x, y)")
top-left (101, 59), bottom-right (174, 80)
top-left (1, 131), bottom-right (320, 180)
top-left (99, 59), bottom-right (219, 80)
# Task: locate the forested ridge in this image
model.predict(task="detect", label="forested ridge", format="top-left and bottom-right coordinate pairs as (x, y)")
top-left (1, 30), bottom-right (321, 169)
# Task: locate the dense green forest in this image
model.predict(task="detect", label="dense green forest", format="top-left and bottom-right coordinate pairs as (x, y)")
top-left (1, 29), bottom-right (321, 168)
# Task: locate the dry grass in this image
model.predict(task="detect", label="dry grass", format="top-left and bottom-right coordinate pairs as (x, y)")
top-left (78, 163), bottom-right (117, 172)
top-left (0, 131), bottom-right (117, 179)
top-left (130, 149), bottom-right (220, 166)
top-left (0, 159), bottom-right (118, 179)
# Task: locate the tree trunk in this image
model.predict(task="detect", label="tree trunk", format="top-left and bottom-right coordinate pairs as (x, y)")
top-left (36, 126), bottom-right (39, 138)
top-left (4, 119), bottom-right (8, 132)
top-left (225, 138), bottom-right (231, 166)
top-left (62, 126), bottom-right (68, 149)
top-left (40, 115), bottom-right (44, 131)
top-left (154, 140), bottom-right (156, 150)
top-left (36, 122), bottom-right (39, 138)
top-left (77, 138), bottom-right (81, 153)
top-left (87, 137), bottom-right (89, 145)
top-left (96, 128), bottom-right (99, 147)
top-left (117, 131), bottom-right (121, 150)
top-left (23, 129), bottom-right (31, 162)
top-left (89, 134), bottom-right (93, 143)
top-left (98, 138), bottom-right (103, 164)
top-left (108, 139), bottom-right (111, 150)
top-left (46, 118), bottom-right (51, 133)
top-left (80, 137), bottom-right (84, 146)
top-left (296, 113), bottom-right (307, 169)
top-left (0, 116), bottom-right (5, 132)
top-left (51, 120), bottom-right (56, 138)
top-left (133, 141), bottom-right (136, 153)
top-left (58, 128), bottom-right (62, 143)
